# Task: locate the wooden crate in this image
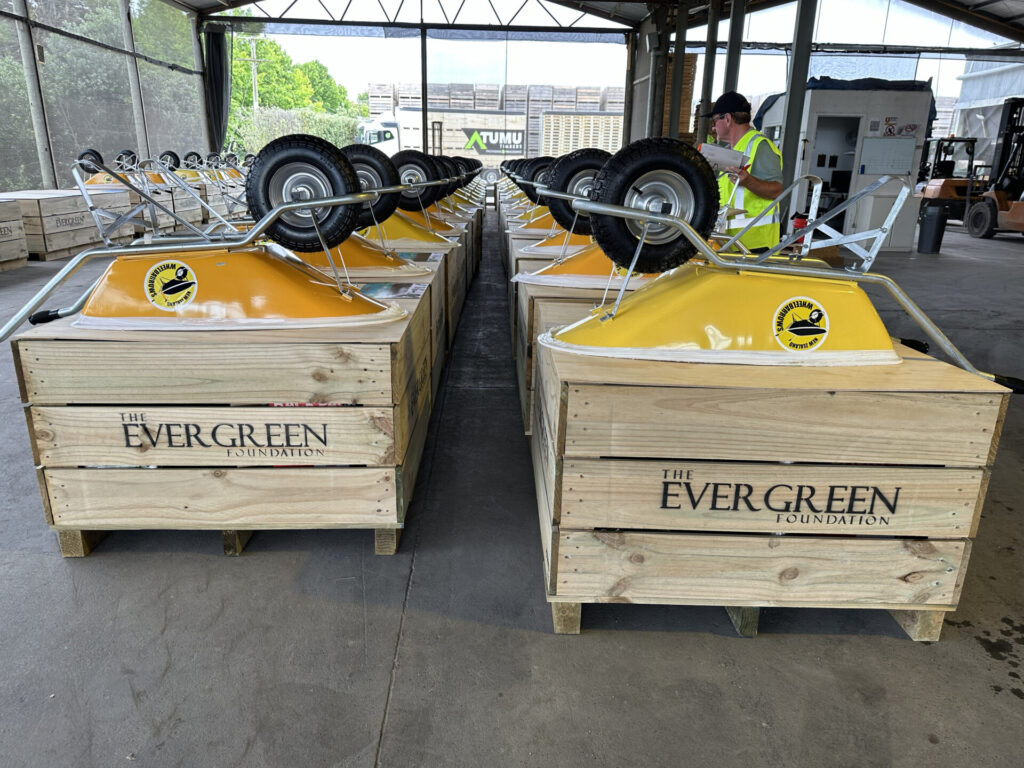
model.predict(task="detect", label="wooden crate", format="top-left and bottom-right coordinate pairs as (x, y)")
top-left (0, 199), bottom-right (29, 267)
top-left (3, 189), bottom-right (131, 258)
top-left (390, 236), bottom-right (466, 349)
top-left (516, 282), bottom-right (640, 435)
top-left (355, 268), bottom-right (447, 402)
top-left (506, 249), bottom-right (557, 353)
top-left (170, 187), bottom-right (204, 225)
top-left (532, 342), bottom-right (1008, 638)
top-left (14, 297), bottom-right (432, 558)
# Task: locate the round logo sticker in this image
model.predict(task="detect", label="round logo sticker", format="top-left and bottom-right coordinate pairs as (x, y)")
top-left (144, 260), bottom-right (197, 312)
top-left (774, 296), bottom-right (828, 351)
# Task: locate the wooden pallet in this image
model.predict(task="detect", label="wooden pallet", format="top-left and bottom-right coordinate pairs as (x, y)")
top-left (14, 293), bottom-right (433, 558)
top-left (532, 342), bottom-right (1008, 639)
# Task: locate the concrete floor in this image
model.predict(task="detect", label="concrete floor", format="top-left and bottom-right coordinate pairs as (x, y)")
top-left (0, 219), bottom-right (1022, 767)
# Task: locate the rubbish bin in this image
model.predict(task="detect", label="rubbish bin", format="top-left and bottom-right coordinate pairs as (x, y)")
top-left (918, 204), bottom-right (948, 254)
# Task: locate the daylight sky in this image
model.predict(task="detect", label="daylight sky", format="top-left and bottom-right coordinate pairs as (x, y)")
top-left (269, 0), bottom-right (1013, 103)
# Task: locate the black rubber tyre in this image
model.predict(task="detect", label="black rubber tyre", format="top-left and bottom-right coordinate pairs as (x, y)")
top-left (77, 148), bottom-right (104, 173)
top-left (544, 148), bottom-right (611, 235)
top-left (242, 153), bottom-right (256, 168)
top-left (224, 152), bottom-right (239, 166)
top-left (114, 149), bottom-right (138, 171)
top-left (590, 138), bottom-right (719, 273)
top-left (392, 150), bottom-right (443, 211)
top-left (436, 156), bottom-right (460, 198)
top-left (452, 156), bottom-right (472, 183)
top-left (207, 152), bottom-right (222, 167)
top-left (183, 151), bottom-right (203, 169)
top-left (521, 156), bottom-right (555, 204)
top-left (245, 134), bottom-right (360, 252)
top-left (340, 143), bottom-right (400, 229)
top-left (158, 150), bottom-right (180, 171)
top-left (966, 199), bottom-right (998, 239)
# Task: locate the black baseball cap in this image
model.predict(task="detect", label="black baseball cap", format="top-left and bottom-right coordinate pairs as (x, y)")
top-left (704, 91), bottom-right (752, 117)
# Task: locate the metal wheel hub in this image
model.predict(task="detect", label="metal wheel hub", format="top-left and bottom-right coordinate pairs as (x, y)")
top-left (269, 162), bottom-right (333, 228)
top-left (355, 165), bottom-right (384, 209)
top-left (567, 169), bottom-right (598, 216)
top-left (399, 164), bottom-right (427, 199)
top-left (624, 170), bottom-right (695, 245)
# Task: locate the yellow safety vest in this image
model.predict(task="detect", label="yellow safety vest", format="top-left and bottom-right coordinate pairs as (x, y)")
top-left (718, 129), bottom-right (783, 251)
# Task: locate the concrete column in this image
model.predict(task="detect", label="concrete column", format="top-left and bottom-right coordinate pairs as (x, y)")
top-left (695, 0), bottom-right (721, 143)
top-left (667, 2), bottom-right (689, 139)
top-left (12, 0), bottom-right (57, 188)
top-left (781, 0), bottom-right (818, 188)
top-left (118, 0), bottom-right (150, 158)
top-left (191, 13), bottom-right (213, 154)
top-left (723, 0), bottom-right (746, 92)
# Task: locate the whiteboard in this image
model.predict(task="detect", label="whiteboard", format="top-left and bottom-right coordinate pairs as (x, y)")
top-left (859, 137), bottom-right (916, 175)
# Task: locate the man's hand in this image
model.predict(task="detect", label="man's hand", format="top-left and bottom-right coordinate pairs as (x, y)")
top-left (724, 164), bottom-right (751, 185)
top-left (725, 165), bottom-right (782, 201)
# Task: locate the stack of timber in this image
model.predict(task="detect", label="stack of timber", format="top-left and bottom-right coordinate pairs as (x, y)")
top-left (450, 83), bottom-right (475, 110)
top-left (575, 87), bottom-right (602, 112)
top-left (503, 84), bottom-right (528, 113)
top-left (369, 83), bottom-right (396, 115)
top-left (532, 343), bottom-right (1008, 638)
top-left (541, 112), bottom-right (624, 156)
top-left (0, 199), bottom-right (29, 270)
top-left (475, 84), bottom-right (500, 111)
top-left (3, 189), bottom-right (132, 261)
top-left (602, 87), bottom-right (626, 112)
top-left (14, 296), bottom-right (433, 558)
top-left (662, 52), bottom-right (697, 141)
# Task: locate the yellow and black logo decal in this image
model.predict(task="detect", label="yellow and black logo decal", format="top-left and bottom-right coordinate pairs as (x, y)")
top-left (144, 260), bottom-right (197, 312)
top-left (774, 296), bottom-right (828, 351)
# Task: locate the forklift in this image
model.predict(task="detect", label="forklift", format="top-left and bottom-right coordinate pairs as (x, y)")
top-left (966, 97), bottom-right (1024, 238)
top-left (917, 135), bottom-right (978, 222)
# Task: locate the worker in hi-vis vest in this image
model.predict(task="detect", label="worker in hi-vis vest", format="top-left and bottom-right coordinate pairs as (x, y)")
top-left (706, 91), bottom-right (783, 252)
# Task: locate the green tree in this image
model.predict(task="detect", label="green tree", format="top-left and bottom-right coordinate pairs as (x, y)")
top-left (299, 60), bottom-right (341, 113)
top-left (231, 37), bottom-right (313, 111)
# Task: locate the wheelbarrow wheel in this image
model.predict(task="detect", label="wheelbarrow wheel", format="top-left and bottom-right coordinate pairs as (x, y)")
top-left (158, 150), bottom-right (180, 171)
top-left (77, 148), bottom-right (104, 173)
top-left (590, 138), bottom-right (718, 273)
top-left (207, 152), bottom-right (222, 167)
top-left (224, 152), bottom-right (239, 166)
top-left (521, 156), bottom-right (555, 205)
top-left (114, 149), bottom-right (138, 171)
top-left (436, 156), bottom-right (461, 198)
top-left (544, 148), bottom-right (610, 235)
top-left (242, 153), bottom-right (256, 168)
top-left (392, 150), bottom-right (443, 211)
top-left (246, 134), bottom-right (359, 252)
top-left (340, 143), bottom-right (400, 229)
top-left (183, 151), bottom-right (203, 169)
top-left (966, 199), bottom-right (997, 239)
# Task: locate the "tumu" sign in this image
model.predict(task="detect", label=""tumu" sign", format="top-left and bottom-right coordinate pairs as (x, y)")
top-left (462, 128), bottom-right (523, 155)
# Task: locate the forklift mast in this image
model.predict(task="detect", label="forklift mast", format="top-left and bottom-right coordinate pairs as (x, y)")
top-left (992, 97), bottom-right (1024, 199)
